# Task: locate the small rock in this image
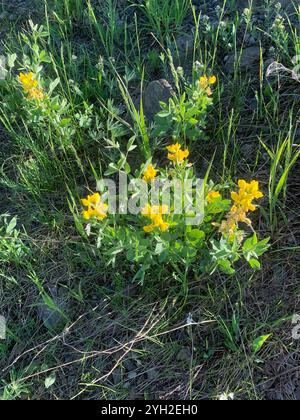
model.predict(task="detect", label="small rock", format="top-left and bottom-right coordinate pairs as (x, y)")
top-left (264, 58), bottom-right (276, 69)
top-left (225, 46), bottom-right (264, 73)
top-left (134, 79), bottom-right (174, 122)
top-left (247, 36), bottom-right (256, 46)
top-left (174, 33), bottom-right (195, 65)
top-left (37, 286), bottom-right (67, 332)
top-left (176, 347), bottom-right (192, 363)
top-left (38, 304), bottom-right (66, 332)
top-left (240, 142), bottom-right (256, 159)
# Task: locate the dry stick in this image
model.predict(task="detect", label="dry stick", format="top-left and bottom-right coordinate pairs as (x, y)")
top-left (73, 320), bottom-right (216, 400)
top-left (71, 306), bottom-right (165, 399)
top-left (12, 304), bottom-right (161, 385)
top-left (7, 300), bottom-right (215, 394)
top-left (3, 303), bottom-right (108, 372)
top-left (31, 319), bottom-right (212, 387)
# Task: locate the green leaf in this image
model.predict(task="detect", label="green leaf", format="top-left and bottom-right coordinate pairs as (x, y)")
top-left (124, 162), bottom-right (131, 174)
top-left (243, 234), bottom-right (270, 262)
top-left (7, 53), bottom-right (17, 69)
top-left (6, 217), bottom-right (17, 235)
top-left (60, 118), bottom-right (71, 127)
top-left (39, 50), bottom-right (52, 63)
top-left (187, 229), bottom-right (205, 241)
top-left (157, 110), bottom-right (171, 118)
top-left (207, 199), bottom-right (231, 214)
top-left (155, 242), bottom-right (165, 255)
top-left (243, 233), bottom-right (258, 253)
top-left (104, 163), bottom-right (119, 176)
top-left (126, 136), bottom-right (136, 152)
top-left (48, 78), bottom-right (60, 95)
top-left (218, 259), bottom-right (235, 275)
top-left (249, 258), bottom-right (261, 270)
top-left (252, 334), bottom-right (272, 355)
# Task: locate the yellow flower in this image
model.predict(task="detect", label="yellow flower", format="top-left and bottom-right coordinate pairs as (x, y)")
top-left (81, 192), bottom-right (108, 221)
top-left (159, 221), bottom-right (169, 232)
top-left (142, 164), bottom-right (157, 183)
top-left (166, 143), bottom-right (181, 154)
top-left (219, 218), bottom-right (237, 242)
top-left (231, 180), bottom-right (264, 213)
top-left (207, 191), bottom-right (221, 203)
top-left (167, 143), bottom-right (189, 165)
top-left (209, 75), bottom-right (217, 85)
top-left (19, 72), bottom-right (44, 102)
top-left (143, 224), bottom-right (155, 233)
top-left (218, 180), bottom-right (263, 241)
top-left (206, 87), bottom-right (213, 97)
top-left (142, 204), bottom-right (169, 233)
top-left (199, 75), bottom-right (217, 90)
top-left (19, 72), bottom-right (38, 92)
top-left (229, 205), bottom-right (252, 225)
top-left (28, 88), bottom-right (44, 101)
top-left (199, 76), bottom-right (208, 89)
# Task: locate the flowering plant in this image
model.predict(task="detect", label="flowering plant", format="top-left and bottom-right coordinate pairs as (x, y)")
top-left (77, 144), bottom-right (269, 283)
top-left (153, 70), bottom-right (217, 143)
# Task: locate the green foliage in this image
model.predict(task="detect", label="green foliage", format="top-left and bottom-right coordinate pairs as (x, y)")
top-left (137, 0), bottom-right (190, 39)
top-left (252, 334), bottom-right (272, 356)
top-left (0, 215), bottom-right (29, 265)
top-left (154, 69), bottom-right (214, 143)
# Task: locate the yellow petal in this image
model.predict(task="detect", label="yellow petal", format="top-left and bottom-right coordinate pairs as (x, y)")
top-left (143, 224), bottom-right (154, 233)
top-left (199, 76), bottom-right (208, 89)
top-left (159, 222), bottom-right (169, 232)
top-left (209, 75), bottom-right (217, 85)
top-left (238, 180), bottom-right (247, 190)
top-left (82, 210), bottom-right (91, 220)
top-left (231, 192), bottom-right (239, 202)
top-left (167, 143), bottom-right (181, 153)
top-left (81, 198), bottom-right (89, 206)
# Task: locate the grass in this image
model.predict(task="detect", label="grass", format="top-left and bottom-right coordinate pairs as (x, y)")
top-left (0, 0), bottom-right (299, 400)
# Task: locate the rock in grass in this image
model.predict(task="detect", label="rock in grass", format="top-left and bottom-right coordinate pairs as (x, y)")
top-left (37, 287), bottom-right (68, 332)
top-left (38, 304), bottom-right (65, 332)
top-left (134, 79), bottom-right (174, 122)
top-left (225, 46), bottom-right (264, 73)
top-left (176, 347), bottom-right (192, 363)
top-left (173, 33), bottom-right (195, 67)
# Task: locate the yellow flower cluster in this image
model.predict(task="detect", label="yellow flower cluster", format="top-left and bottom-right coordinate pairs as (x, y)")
top-left (167, 143), bottom-right (189, 165)
top-left (219, 180), bottom-right (263, 241)
top-left (19, 72), bottom-right (44, 101)
top-left (141, 204), bottom-right (169, 233)
top-left (207, 191), bottom-right (221, 203)
top-left (231, 180), bottom-right (264, 213)
top-left (143, 164), bottom-right (157, 183)
top-left (199, 75), bottom-right (217, 96)
top-left (81, 192), bottom-right (108, 221)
